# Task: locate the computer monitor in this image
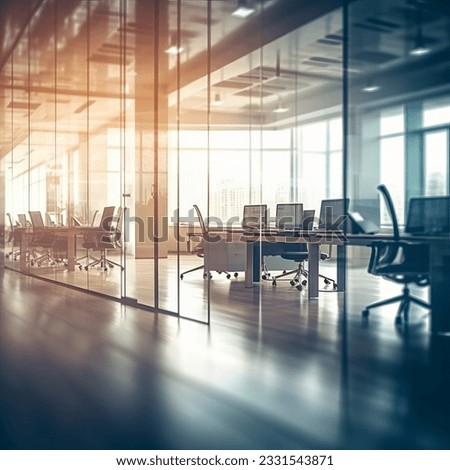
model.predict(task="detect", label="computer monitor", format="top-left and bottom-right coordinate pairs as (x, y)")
top-left (318, 198), bottom-right (349, 230)
top-left (302, 209), bottom-right (315, 230)
top-left (276, 203), bottom-right (303, 230)
top-left (45, 213), bottom-right (56, 226)
top-left (18, 214), bottom-right (28, 227)
top-left (405, 196), bottom-right (450, 235)
top-left (242, 204), bottom-right (268, 230)
top-left (28, 211), bottom-right (45, 228)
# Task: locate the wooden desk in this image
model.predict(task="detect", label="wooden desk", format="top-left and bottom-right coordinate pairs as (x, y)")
top-left (347, 233), bottom-right (450, 334)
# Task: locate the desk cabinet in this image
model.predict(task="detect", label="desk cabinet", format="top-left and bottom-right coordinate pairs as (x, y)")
top-left (204, 239), bottom-right (246, 272)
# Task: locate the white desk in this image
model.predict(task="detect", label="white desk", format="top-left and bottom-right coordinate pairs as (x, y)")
top-left (206, 230), bottom-right (346, 299)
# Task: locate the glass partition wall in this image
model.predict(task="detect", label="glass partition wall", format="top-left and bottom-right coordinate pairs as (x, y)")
top-left (1, 0), bottom-right (345, 323)
top-left (346, 0), bottom-right (450, 314)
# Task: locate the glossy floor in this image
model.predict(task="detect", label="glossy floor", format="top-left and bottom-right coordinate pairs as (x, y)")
top-left (0, 266), bottom-right (448, 450)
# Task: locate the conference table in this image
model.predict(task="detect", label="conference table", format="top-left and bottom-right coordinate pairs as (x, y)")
top-left (347, 233), bottom-right (450, 335)
top-left (207, 229), bottom-right (346, 299)
top-left (15, 225), bottom-right (97, 273)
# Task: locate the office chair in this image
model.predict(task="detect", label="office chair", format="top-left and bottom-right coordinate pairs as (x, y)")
top-left (270, 208), bottom-right (336, 290)
top-left (180, 204), bottom-right (237, 280)
top-left (362, 184), bottom-right (431, 325)
top-left (81, 206), bottom-right (124, 271)
top-left (271, 247), bottom-right (309, 290)
top-left (75, 209), bottom-right (103, 268)
top-left (5, 213), bottom-right (21, 261)
top-left (28, 211), bottom-right (58, 267)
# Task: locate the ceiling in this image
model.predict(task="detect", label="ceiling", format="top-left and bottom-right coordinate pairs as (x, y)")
top-left (0, 0), bottom-right (450, 164)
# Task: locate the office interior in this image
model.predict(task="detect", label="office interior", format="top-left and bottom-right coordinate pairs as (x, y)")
top-left (1, 0), bottom-right (450, 450)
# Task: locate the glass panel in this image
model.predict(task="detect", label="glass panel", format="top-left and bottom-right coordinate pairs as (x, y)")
top-left (380, 107), bottom-right (404, 136)
top-left (176, 0), bottom-right (209, 322)
top-left (424, 131), bottom-right (449, 196)
top-left (380, 136), bottom-right (405, 225)
top-left (424, 98), bottom-right (450, 128)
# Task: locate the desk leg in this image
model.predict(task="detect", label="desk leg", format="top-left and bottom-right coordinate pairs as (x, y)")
top-left (337, 244), bottom-right (346, 291)
top-left (308, 243), bottom-right (319, 299)
top-left (245, 241), bottom-right (254, 288)
top-left (20, 234), bottom-right (30, 272)
top-left (67, 234), bottom-right (76, 272)
top-left (430, 244), bottom-right (450, 334)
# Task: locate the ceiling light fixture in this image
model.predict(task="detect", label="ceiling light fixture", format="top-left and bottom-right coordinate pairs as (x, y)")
top-left (166, 33), bottom-right (183, 55)
top-left (232, 0), bottom-right (255, 19)
top-left (362, 83), bottom-right (380, 93)
top-left (409, 41), bottom-right (430, 56)
top-left (165, 45), bottom-right (183, 55)
top-left (409, 8), bottom-right (431, 57)
top-left (274, 98), bottom-right (289, 113)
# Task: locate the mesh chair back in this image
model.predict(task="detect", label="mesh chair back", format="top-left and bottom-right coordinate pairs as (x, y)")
top-left (29, 211), bottom-right (45, 228)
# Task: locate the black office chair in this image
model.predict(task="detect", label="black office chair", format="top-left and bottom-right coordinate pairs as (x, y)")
top-left (81, 206), bottom-right (124, 271)
top-left (362, 184), bottom-right (431, 325)
top-left (271, 246), bottom-right (309, 291)
top-left (270, 208), bottom-right (336, 290)
top-left (28, 211), bottom-right (58, 267)
top-left (180, 205), bottom-right (237, 280)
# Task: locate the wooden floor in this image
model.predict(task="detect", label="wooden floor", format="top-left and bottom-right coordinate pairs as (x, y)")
top-left (0, 263), bottom-right (449, 450)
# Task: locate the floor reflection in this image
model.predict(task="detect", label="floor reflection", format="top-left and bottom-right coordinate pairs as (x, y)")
top-left (1, 259), bottom-right (447, 449)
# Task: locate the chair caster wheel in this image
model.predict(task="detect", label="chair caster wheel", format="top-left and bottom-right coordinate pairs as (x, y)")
top-left (301, 280), bottom-right (307, 286)
top-left (324, 279), bottom-right (330, 285)
top-left (296, 284), bottom-right (303, 291)
top-left (362, 309), bottom-right (369, 318)
top-left (203, 273), bottom-right (208, 279)
top-left (180, 274), bottom-right (184, 280)
top-left (262, 275), bottom-right (267, 280)
top-left (234, 273), bottom-right (238, 278)
top-left (282, 270), bottom-right (287, 274)
top-left (333, 283), bottom-right (337, 290)
top-left (85, 266), bottom-right (89, 271)
top-left (226, 274), bottom-right (231, 279)
top-left (272, 280), bottom-right (277, 287)
top-left (289, 280), bottom-right (296, 286)
top-left (395, 316), bottom-right (402, 325)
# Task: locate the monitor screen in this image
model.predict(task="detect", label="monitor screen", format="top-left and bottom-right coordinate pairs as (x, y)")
top-left (28, 211), bottom-right (45, 228)
top-left (18, 214), bottom-right (28, 227)
top-left (302, 209), bottom-right (315, 230)
top-left (318, 198), bottom-right (349, 230)
top-left (242, 204), bottom-right (268, 230)
top-left (276, 203), bottom-right (303, 230)
top-left (406, 196), bottom-right (450, 235)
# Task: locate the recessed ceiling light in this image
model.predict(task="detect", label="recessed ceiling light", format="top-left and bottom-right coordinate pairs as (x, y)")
top-left (165, 45), bottom-right (184, 55)
top-left (232, 1), bottom-right (255, 19)
top-left (273, 105), bottom-right (289, 113)
top-left (362, 84), bottom-right (380, 93)
top-left (409, 45), bottom-right (431, 56)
